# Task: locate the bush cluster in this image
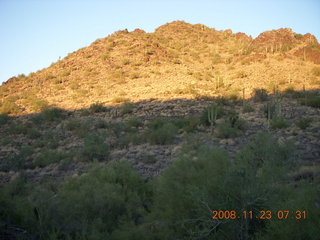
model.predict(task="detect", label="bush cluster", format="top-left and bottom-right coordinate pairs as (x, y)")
top-left (145, 119), bottom-right (178, 145)
top-left (2, 132), bottom-right (318, 239)
top-left (252, 88), bottom-right (268, 102)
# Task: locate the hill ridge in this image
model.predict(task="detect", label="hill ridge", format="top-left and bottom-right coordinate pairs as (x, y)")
top-left (0, 20), bottom-right (319, 115)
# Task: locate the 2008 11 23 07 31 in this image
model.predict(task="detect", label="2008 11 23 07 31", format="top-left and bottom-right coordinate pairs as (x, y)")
top-left (211, 210), bottom-right (307, 220)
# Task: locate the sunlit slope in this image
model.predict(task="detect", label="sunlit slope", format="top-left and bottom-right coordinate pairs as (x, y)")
top-left (1, 21), bottom-right (319, 114)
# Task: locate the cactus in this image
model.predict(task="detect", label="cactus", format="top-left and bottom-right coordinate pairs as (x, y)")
top-left (208, 105), bottom-right (218, 134)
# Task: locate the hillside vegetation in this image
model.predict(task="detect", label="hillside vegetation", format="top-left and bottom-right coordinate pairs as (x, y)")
top-left (0, 21), bottom-right (319, 239)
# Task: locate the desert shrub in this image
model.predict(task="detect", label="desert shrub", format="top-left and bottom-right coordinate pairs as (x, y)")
top-left (200, 104), bottom-right (224, 126)
top-left (33, 131), bottom-right (60, 149)
top-left (47, 162), bottom-right (150, 239)
top-left (119, 102), bottom-right (135, 115)
top-left (95, 119), bottom-right (109, 129)
top-left (0, 113), bottom-right (9, 125)
top-left (0, 162), bottom-right (151, 240)
top-left (301, 96), bottom-right (320, 108)
top-left (89, 102), bottom-right (108, 113)
top-left (31, 98), bottom-right (48, 111)
top-left (215, 110), bottom-right (247, 138)
top-left (270, 117), bottom-right (289, 129)
top-left (9, 121), bottom-right (28, 134)
top-left (312, 66), bottom-right (320, 76)
top-left (117, 132), bottom-right (141, 148)
top-left (150, 138), bottom-right (298, 239)
top-left (226, 91), bottom-right (240, 103)
top-left (283, 88), bottom-right (304, 98)
top-left (237, 132), bottom-right (294, 169)
top-left (1, 132), bottom-right (319, 239)
top-left (255, 182), bottom-right (320, 240)
top-left (215, 120), bottom-right (242, 138)
top-left (30, 114), bottom-right (44, 125)
top-left (252, 88), bottom-right (268, 102)
top-left (35, 149), bottom-right (70, 168)
top-left (126, 117), bottom-right (143, 129)
top-left (145, 119), bottom-right (178, 145)
top-left (82, 133), bottom-right (109, 161)
top-left (65, 118), bottom-right (82, 131)
top-left (150, 147), bottom-right (232, 239)
top-left (40, 108), bottom-right (65, 122)
top-left (105, 122), bottom-right (126, 137)
top-left (0, 98), bottom-right (20, 114)
top-left (172, 117), bottom-right (199, 133)
top-left (215, 96), bottom-right (231, 106)
top-left (242, 103), bottom-right (254, 113)
top-left (0, 147), bottom-right (34, 171)
top-left (0, 174), bottom-right (35, 233)
top-left (234, 133), bottom-right (319, 239)
top-left (296, 117), bottom-right (312, 129)
top-left (65, 119), bottom-right (90, 137)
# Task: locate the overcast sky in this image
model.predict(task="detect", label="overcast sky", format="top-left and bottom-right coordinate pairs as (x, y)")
top-left (1, 0), bottom-right (319, 84)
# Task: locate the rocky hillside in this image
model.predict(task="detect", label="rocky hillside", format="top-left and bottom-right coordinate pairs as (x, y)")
top-left (1, 21), bottom-right (320, 114)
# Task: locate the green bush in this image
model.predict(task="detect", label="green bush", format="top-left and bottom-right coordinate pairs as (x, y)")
top-left (32, 131), bottom-right (60, 149)
top-left (0, 113), bottom-right (9, 125)
top-left (301, 96), bottom-right (320, 108)
top-left (65, 118), bottom-right (82, 131)
top-left (119, 102), bottom-right (135, 115)
top-left (108, 121), bottom-right (127, 137)
top-left (215, 110), bottom-right (246, 138)
top-left (37, 108), bottom-right (65, 122)
top-left (82, 133), bottom-right (109, 161)
top-left (117, 132), bottom-right (141, 148)
top-left (253, 88), bottom-right (268, 102)
top-left (0, 99), bottom-right (20, 114)
top-left (31, 98), bottom-right (49, 111)
top-left (270, 117), bottom-right (289, 129)
top-left (151, 147), bottom-right (232, 239)
top-left (150, 134), bottom-right (302, 239)
top-left (89, 102), bottom-right (108, 113)
top-left (9, 121), bottom-right (28, 134)
top-left (0, 147), bottom-right (34, 171)
top-left (126, 117), bottom-right (143, 128)
top-left (1, 132), bottom-right (319, 239)
top-left (237, 132), bottom-right (294, 169)
top-left (296, 117), bottom-right (312, 129)
top-left (145, 120), bottom-right (178, 145)
top-left (172, 117), bottom-right (199, 133)
top-left (35, 149), bottom-right (70, 168)
top-left (215, 121), bottom-right (241, 138)
top-left (65, 119), bottom-right (91, 137)
top-left (284, 88), bottom-right (307, 99)
top-left (0, 162), bottom-right (151, 240)
top-left (95, 119), bottom-right (109, 129)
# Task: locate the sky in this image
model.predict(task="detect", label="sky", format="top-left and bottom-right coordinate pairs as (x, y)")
top-left (0, 0), bottom-right (319, 85)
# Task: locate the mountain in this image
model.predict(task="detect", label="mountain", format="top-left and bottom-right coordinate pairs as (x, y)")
top-left (0, 20), bottom-right (319, 114)
top-left (0, 21), bottom-right (320, 240)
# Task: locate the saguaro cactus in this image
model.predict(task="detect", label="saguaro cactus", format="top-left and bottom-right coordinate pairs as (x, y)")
top-left (208, 105), bottom-right (218, 135)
